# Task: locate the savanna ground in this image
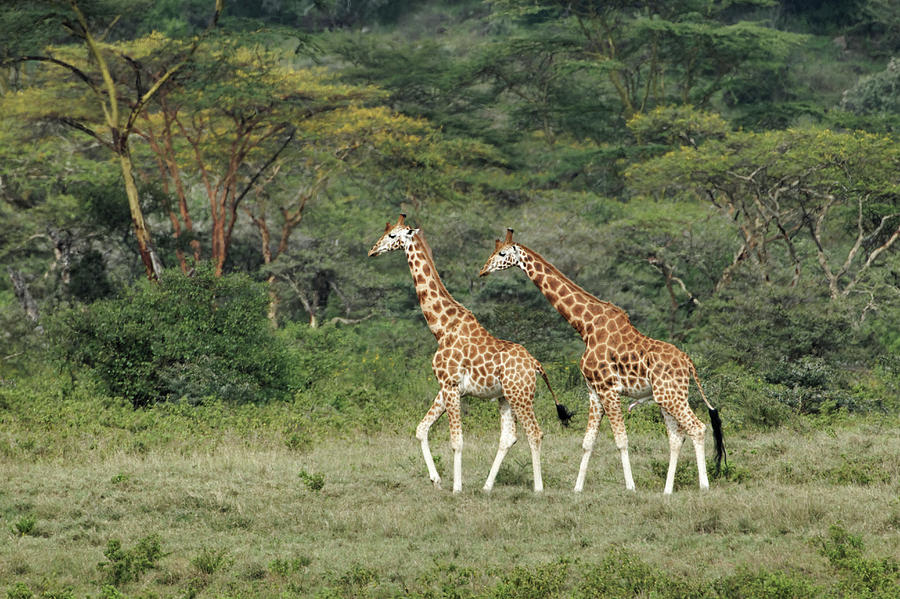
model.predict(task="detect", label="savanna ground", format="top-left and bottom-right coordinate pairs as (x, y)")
top-left (2, 379), bottom-right (898, 598)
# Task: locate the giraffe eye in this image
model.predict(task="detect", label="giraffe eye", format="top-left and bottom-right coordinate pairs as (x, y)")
top-left (389, 233), bottom-right (396, 239)
top-left (498, 251), bottom-right (506, 257)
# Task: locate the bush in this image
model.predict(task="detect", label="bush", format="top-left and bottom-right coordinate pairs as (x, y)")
top-left (48, 263), bottom-right (292, 406)
top-left (691, 283), bottom-right (881, 416)
top-left (98, 535), bottom-right (163, 586)
top-left (819, 525), bottom-right (900, 598)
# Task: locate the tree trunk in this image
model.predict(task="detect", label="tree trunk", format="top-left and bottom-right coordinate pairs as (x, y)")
top-left (7, 268), bottom-right (40, 323)
top-left (120, 151), bottom-right (163, 279)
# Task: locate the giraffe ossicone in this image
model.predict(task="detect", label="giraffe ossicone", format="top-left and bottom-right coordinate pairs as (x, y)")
top-left (479, 228), bottom-right (726, 495)
top-left (369, 215), bottom-right (573, 494)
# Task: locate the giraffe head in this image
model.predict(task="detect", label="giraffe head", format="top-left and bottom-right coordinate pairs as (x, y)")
top-left (478, 228), bottom-right (521, 276)
top-left (367, 213), bottom-right (419, 257)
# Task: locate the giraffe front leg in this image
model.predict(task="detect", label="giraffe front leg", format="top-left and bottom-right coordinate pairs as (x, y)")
top-left (595, 387), bottom-right (635, 492)
top-left (444, 387), bottom-right (464, 493)
top-left (483, 398), bottom-right (517, 492)
top-left (574, 390), bottom-right (604, 493)
top-left (416, 390), bottom-right (446, 489)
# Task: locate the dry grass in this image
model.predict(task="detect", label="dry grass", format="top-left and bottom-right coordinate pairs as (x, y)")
top-left (2, 412), bottom-right (898, 597)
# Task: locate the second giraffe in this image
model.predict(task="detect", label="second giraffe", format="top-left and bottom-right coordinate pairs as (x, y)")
top-left (479, 229), bottom-right (725, 495)
top-left (369, 215), bottom-right (573, 493)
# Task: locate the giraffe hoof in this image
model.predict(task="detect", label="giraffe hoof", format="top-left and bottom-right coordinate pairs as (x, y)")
top-left (432, 478), bottom-right (442, 490)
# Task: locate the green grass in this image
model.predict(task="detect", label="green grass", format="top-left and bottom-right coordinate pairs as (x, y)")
top-left (1, 387), bottom-right (898, 597)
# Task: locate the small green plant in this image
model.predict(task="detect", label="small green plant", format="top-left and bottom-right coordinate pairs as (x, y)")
top-left (269, 556), bottom-right (312, 577)
top-left (98, 535), bottom-right (163, 585)
top-left (6, 583), bottom-right (34, 599)
top-left (284, 430), bottom-right (312, 452)
top-left (191, 546), bottom-right (231, 576)
top-left (11, 515), bottom-right (36, 537)
top-left (818, 525), bottom-right (899, 597)
top-left (299, 470), bottom-right (325, 492)
top-left (715, 567), bottom-right (819, 599)
top-left (489, 560), bottom-right (569, 599)
top-left (110, 473), bottom-right (131, 485)
top-left (335, 564), bottom-right (379, 593)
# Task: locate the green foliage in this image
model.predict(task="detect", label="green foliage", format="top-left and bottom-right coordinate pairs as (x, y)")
top-left (818, 525), bottom-right (900, 597)
top-left (269, 555), bottom-right (311, 577)
top-left (190, 546), bottom-right (231, 575)
top-left (299, 469), bottom-right (325, 492)
top-left (11, 514), bottom-right (36, 537)
top-left (47, 263), bottom-right (292, 406)
top-left (576, 547), bottom-right (697, 598)
top-left (840, 57), bottom-right (900, 116)
top-left (714, 567), bottom-right (820, 599)
top-left (98, 535), bottom-right (163, 586)
top-left (692, 283), bottom-right (882, 416)
top-left (487, 561), bottom-right (568, 599)
top-left (5, 583), bottom-right (33, 599)
top-left (627, 105), bottom-right (728, 149)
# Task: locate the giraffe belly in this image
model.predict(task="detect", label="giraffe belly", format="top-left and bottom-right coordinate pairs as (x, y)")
top-left (458, 370), bottom-right (503, 399)
top-left (620, 380), bottom-right (652, 400)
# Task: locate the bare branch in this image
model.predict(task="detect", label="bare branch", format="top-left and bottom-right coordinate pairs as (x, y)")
top-left (1, 55), bottom-right (102, 98)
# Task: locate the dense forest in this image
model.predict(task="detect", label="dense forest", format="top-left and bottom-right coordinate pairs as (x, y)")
top-left (2, 0), bottom-right (897, 417)
top-left (1, 2), bottom-right (899, 597)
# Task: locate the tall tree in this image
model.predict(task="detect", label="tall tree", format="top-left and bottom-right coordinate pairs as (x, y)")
top-left (134, 41), bottom-right (384, 277)
top-left (490, 0), bottom-right (803, 119)
top-left (1, 0), bottom-right (223, 280)
top-left (630, 126), bottom-right (900, 301)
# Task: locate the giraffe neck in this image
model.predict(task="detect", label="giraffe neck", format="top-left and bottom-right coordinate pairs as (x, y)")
top-left (405, 232), bottom-right (473, 341)
top-left (517, 244), bottom-right (615, 340)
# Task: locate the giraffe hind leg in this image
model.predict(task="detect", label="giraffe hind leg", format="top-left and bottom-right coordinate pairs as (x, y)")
top-left (660, 383), bottom-right (709, 492)
top-left (483, 398), bottom-right (517, 492)
top-left (509, 397), bottom-right (543, 493)
top-left (661, 409), bottom-right (685, 495)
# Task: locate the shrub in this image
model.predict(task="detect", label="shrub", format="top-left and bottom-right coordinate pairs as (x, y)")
top-left (714, 567), bottom-right (820, 599)
top-left (691, 283), bottom-right (880, 417)
top-left (488, 561), bottom-right (569, 599)
top-left (299, 470), bottom-right (325, 492)
top-left (191, 546), bottom-right (231, 575)
top-left (98, 535), bottom-right (164, 586)
top-left (576, 548), bottom-right (696, 598)
top-left (6, 583), bottom-right (33, 599)
top-left (818, 525), bottom-right (900, 598)
top-left (11, 515), bottom-right (36, 537)
top-left (48, 263), bottom-right (292, 406)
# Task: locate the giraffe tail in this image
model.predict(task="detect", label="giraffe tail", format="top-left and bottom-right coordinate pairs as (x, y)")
top-left (691, 365), bottom-right (726, 475)
top-left (536, 362), bottom-right (574, 427)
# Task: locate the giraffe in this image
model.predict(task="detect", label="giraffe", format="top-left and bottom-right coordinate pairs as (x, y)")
top-left (368, 215), bottom-right (573, 493)
top-left (479, 229), bottom-right (725, 494)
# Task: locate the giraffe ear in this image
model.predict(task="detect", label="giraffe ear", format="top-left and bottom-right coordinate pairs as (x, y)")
top-left (504, 228), bottom-right (514, 244)
top-left (384, 221), bottom-right (392, 232)
top-left (494, 239), bottom-right (501, 250)
top-left (409, 228), bottom-right (420, 236)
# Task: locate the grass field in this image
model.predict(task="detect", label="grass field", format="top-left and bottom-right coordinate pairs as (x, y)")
top-left (2, 390), bottom-right (898, 598)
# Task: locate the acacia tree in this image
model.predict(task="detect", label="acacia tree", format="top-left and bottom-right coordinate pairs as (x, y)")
top-left (490, 0), bottom-right (802, 119)
top-left (630, 126), bottom-right (900, 301)
top-left (1, 0), bottom-right (222, 280)
top-left (135, 40), bottom-right (383, 277)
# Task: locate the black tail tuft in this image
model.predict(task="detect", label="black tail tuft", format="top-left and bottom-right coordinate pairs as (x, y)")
top-left (708, 407), bottom-right (726, 475)
top-left (556, 403), bottom-right (574, 427)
